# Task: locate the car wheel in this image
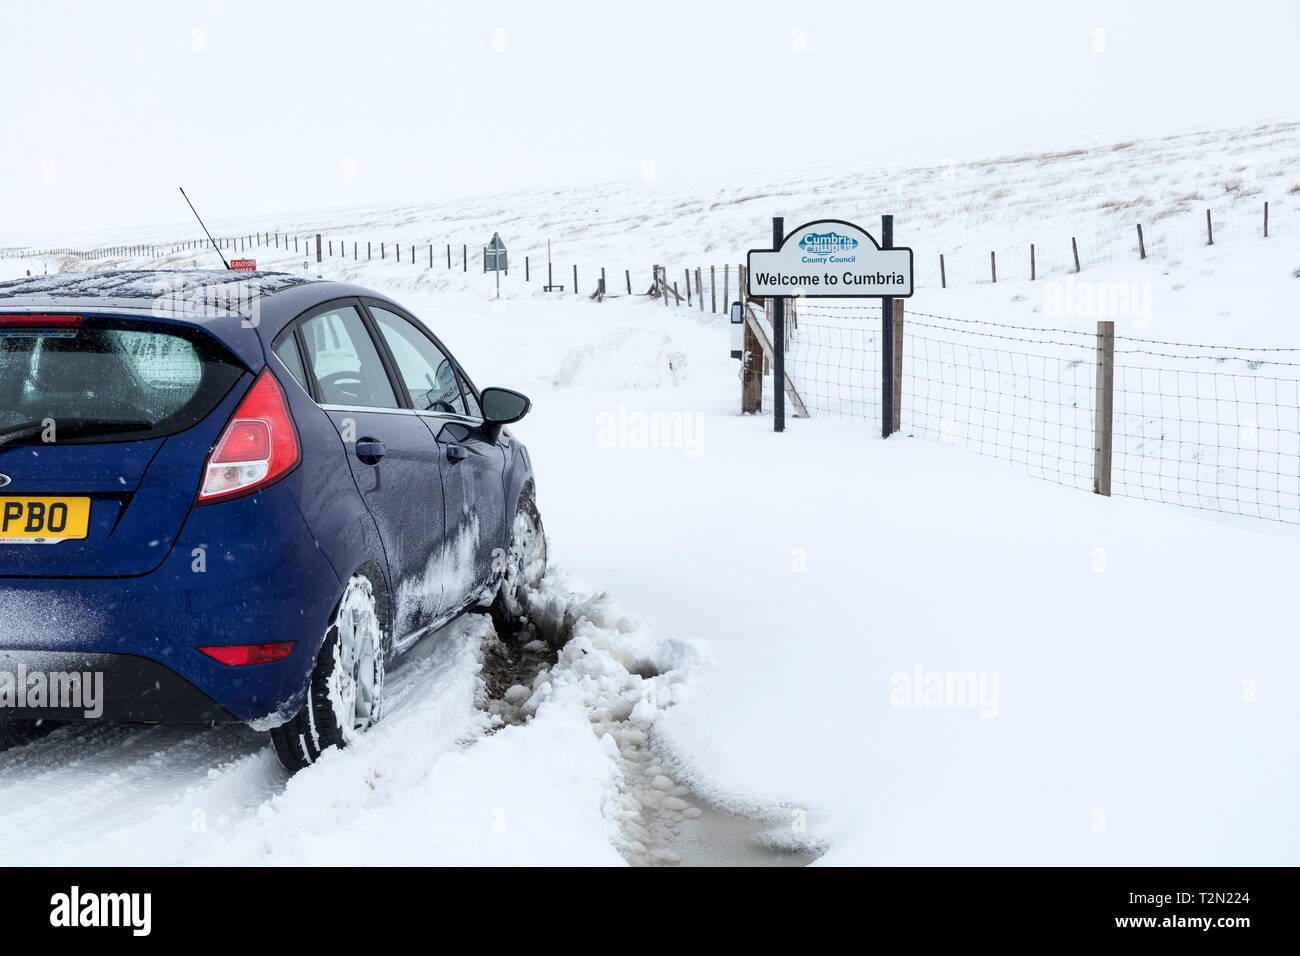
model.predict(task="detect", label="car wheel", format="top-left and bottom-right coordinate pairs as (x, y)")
top-left (492, 491), bottom-right (548, 628)
top-left (270, 574), bottom-right (386, 772)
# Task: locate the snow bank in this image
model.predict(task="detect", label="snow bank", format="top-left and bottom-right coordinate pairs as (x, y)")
top-left (555, 328), bottom-right (688, 390)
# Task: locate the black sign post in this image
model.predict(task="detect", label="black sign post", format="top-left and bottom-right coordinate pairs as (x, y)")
top-left (771, 216), bottom-right (785, 433)
top-left (881, 215), bottom-right (893, 439)
top-left (484, 233), bottom-right (508, 299)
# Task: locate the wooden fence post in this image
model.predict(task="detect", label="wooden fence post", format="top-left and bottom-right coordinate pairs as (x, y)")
top-left (573, 264), bottom-right (578, 294)
top-left (1030, 243), bottom-right (1036, 280)
top-left (1136, 223), bottom-right (1146, 259)
top-left (1264, 201), bottom-right (1269, 238)
top-left (684, 269), bottom-right (691, 306)
top-left (625, 269), bottom-right (631, 294)
top-left (662, 267), bottom-right (669, 307)
top-left (1206, 209), bottom-right (1214, 245)
top-left (1093, 320), bottom-right (1115, 497)
top-left (723, 263), bottom-right (729, 307)
top-left (526, 256), bottom-right (530, 281)
top-left (697, 268), bottom-right (704, 311)
top-left (939, 254), bottom-right (946, 288)
top-left (1071, 237), bottom-right (1081, 273)
top-left (742, 304), bottom-right (762, 414)
top-left (891, 300), bottom-right (904, 434)
top-left (710, 265), bottom-right (717, 313)
top-left (990, 250), bottom-right (997, 283)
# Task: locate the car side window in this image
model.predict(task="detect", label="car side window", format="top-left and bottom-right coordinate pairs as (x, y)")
top-left (369, 306), bottom-right (468, 416)
top-left (458, 372), bottom-right (482, 418)
top-left (271, 329), bottom-right (309, 393)
top-left (299, 305), bottom-right (399, 409)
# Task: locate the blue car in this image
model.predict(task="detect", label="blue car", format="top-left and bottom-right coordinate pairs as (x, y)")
top-left (0, 270), bottom-right (546, 770)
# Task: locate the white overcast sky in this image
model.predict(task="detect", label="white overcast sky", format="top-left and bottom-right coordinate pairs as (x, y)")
top-left (3, 0), bottom-right (1297, 236)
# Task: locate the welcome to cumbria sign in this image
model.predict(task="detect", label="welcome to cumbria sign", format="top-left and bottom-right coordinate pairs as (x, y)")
top-left (747, 219), bottom-right (913, 298)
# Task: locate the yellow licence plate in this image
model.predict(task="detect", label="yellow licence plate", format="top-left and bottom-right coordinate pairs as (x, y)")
top-left (0, 497), bottom-right (91, 543)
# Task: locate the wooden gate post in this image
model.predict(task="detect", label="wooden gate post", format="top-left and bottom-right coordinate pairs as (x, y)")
top-left (1093, 320), bottom-right (1115, 497)
top-left (741, 312), bottom-right (762, 414)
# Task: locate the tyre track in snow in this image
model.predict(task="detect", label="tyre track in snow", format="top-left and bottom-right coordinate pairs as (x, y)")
top-left (0, 616), bottom-right (487, 865)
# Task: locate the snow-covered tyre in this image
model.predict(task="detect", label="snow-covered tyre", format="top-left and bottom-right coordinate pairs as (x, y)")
top-left (270, 574), bottom-right (386, 773)
top-left (491, 491), bottom-right (547, 628)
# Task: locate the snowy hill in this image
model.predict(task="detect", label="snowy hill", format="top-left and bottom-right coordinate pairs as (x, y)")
top-left (5, 118), bottom-right (1298, 298)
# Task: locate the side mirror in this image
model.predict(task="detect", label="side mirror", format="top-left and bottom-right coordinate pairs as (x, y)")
top-left (480, 387), bottom-right (531, 442)
top-left (482, 387), bottom-right (531, 424)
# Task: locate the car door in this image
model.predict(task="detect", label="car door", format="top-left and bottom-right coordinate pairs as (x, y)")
top-left (363, 301), bottom-right (508, 612)
top-left (290, 300), bottom-right (449, 644)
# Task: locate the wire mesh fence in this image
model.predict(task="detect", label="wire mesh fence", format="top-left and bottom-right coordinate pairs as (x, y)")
top-left (787, 302), bottom-right (1300, 525)
top-left (1109, 347), bottom-right (1300, 524)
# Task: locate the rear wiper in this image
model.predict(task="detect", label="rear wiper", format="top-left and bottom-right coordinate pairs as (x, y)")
top-left (0, 418), bottom-right (154, 446)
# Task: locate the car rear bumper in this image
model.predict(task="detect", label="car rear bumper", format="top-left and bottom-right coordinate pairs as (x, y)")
top-left (0, 649), bottom-right (236, 722)
top-left (0, 483), bottom-right (345, 725)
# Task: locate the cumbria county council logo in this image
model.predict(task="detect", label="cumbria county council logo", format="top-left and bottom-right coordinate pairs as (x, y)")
top-left (798, 231), bottom-right (859, 255)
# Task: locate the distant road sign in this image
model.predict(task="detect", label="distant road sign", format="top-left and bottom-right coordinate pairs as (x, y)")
top-left (230, 258), bottom-right (257, 272)
top-left (485, 233), bottom-right (507, 273)
top-left (747, 219), bottom-right (912, 298)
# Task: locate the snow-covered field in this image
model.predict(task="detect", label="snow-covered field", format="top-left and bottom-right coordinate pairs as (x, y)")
top-left (1, 121), bottom-right (1298, 866)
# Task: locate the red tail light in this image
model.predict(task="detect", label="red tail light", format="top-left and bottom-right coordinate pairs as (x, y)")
top-left (197, 368), bottom-right (301, 504)
top-left (0, 314), bottom-right (83, 329)
top-left (198, 642), bottom-right (296, 666)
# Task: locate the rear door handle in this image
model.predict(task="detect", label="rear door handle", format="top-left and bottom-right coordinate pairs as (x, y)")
top-left (446, 444), bottom-right (466, 462)
top-left (355, 439), bottom-right (386, 464)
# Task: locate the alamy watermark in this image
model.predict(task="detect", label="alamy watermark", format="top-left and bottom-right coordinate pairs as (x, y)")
top-left (152, 274), bottom-right (261, 328)
top-left (596, 405), bottom-right (703, 458)
top-left (50, 886), bottom-right (150, 936)
top-left (0, 665), bottom-right (103, 718)
top-left (890, 665), bottom-right (1000, 718)
top-left (1044, 275), bottom-right (1151, 327)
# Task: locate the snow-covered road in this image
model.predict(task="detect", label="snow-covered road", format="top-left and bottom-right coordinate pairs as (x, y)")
top-left (3, 131), bottom-right (1299, 865)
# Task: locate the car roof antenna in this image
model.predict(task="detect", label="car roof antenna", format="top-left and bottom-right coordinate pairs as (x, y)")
top-left (179, 186), bottom-right (231, 270)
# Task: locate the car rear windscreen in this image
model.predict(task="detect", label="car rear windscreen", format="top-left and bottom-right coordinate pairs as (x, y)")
top-left (0, 317), bottom-right (244, 445)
